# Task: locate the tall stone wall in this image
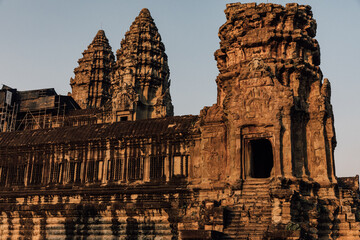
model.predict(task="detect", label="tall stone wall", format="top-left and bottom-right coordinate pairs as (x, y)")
top-left (0, 117), bottom-right (197, 239)
top-left (0, 116), bottom-right (196, 188)
top-left (0, 191), bottom-right (190, 239)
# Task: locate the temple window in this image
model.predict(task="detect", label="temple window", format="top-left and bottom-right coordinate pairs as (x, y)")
top-left (51, 162), bottom-right (64, 184)
top-left (30, 163), bottom-right (43, 185)
top-left (7, 164), bottom-right (25, 185)
top-left (150, 156), bottom-right (165, 180)
top-left (107, 158), bottom-right (123, 181)
top-left (69, 161), bottom-right (82, 183)
top-left (128, 157), bottom-right (143, 181)
top-left (86, 160), bottom-right (103, 183)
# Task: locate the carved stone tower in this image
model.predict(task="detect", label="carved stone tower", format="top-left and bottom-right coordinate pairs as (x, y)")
top-left (70, 30), bottom-right (115, 109)
top-left (112, 8), bottom-right (173, 121)
top-left (212, 3), bottom-right (336, 184)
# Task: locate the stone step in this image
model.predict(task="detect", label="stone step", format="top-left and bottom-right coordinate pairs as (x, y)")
top-left (225, 224), bottom-right (269, 230)
top-left (229, 207), bottom-right (272, 212)
top-left (236, 193), bottom-right (270, 198)
top-left (227, 217), bottom-right (272, 223)
top-left (241, 184), bottom-right (270, 189)
top-left (235, 190), bottom-right (270, 196)
top-left (240, 186), bottom-right (270, 190)
top-left (223, 232), bottom-right (266, 240)
top-left (222, 181), bottom-right (272, 238)
top-left (228, 213), bottom-right (272, 219)
top-left (47, 229), bottom-right (174, 237)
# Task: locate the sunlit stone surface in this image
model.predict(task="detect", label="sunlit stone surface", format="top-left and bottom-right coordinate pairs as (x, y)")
top-left (0, 3), bottom-right (359, 239)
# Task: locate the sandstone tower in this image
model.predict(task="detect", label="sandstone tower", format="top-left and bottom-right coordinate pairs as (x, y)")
top-left (211, 2), bottom-right (336, 184)
top-left (70, 30), bottom-right (115, 109)
top-left (112, 8), bottom-right (173, 121)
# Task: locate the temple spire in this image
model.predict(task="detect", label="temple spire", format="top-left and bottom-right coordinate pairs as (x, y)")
top-left (70, 30), bottom-right (115, 109)
top-left (112, 8), bottom-right (173, 121)
top-left (91, 30), bottom-right (107, 45)
top-left (139, 8), bottom-right (151, 18)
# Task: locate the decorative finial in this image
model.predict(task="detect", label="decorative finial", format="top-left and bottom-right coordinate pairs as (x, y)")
top-left (139, 8), bottom-right (151, 18)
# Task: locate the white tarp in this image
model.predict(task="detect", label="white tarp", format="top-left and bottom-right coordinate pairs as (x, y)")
top-left (5, 91), bottom-right (12, 105)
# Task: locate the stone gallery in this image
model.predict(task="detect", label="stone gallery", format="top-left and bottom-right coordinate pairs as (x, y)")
top-left (0, 2), bottom-right (359, 239)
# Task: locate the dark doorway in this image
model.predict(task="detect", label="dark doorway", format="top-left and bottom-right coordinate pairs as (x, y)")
top-left (250, 139), bottom-right (273, 178)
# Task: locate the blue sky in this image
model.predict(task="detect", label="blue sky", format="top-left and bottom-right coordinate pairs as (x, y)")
top-left (0, 0), bottom-right (359, 177)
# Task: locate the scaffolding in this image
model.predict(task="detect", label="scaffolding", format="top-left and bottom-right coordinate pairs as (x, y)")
top-left (0, 88), bottom-right (111, 132)
top-left (0, 101), bottom-right (18, 132)
top-left (15, 95), bottom-right (66, 131)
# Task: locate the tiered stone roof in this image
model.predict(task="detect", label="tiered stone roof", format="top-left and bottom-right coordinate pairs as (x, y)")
top-left (0, 115), bottom-right (197, 147)
top-left (70, 30), bottom-right (115, 109)
top-left (112, 8), bottom-right (173, 120)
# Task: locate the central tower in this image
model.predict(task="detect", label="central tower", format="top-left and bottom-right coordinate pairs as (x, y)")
top-left (112, 8), bottom-right (173, 121)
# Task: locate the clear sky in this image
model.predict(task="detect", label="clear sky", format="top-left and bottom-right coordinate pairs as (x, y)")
top-left (0, 0), bottom-right (359, 177)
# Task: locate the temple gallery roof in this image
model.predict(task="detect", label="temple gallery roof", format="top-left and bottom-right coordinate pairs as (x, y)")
top-left (0, 115), bottom-right (198, 147)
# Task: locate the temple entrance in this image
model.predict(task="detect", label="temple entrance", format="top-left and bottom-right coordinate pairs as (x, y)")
top-left (249, 139), bottom-right (273, 178)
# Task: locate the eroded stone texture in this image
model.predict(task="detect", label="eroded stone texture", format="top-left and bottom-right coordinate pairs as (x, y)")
top-left (192, 3), bottom-right (355, 239)
top-left (112, 8), bottom-right (173, 121)
top-left (70, 30), bottom-right (115, 109)
top-left (0, 116), bottom-right (196, 239)
top-left (0, 3), bottom-right (359, 240)
top-left (212, 2), bottom-right (336, 184)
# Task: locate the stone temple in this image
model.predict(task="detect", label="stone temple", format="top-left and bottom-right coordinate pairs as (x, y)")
top-left (0, 3), bottom-right (359, 239)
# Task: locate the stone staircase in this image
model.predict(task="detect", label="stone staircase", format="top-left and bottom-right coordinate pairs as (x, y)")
top-left (223, 179), bottom-right (272, 240)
